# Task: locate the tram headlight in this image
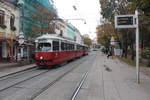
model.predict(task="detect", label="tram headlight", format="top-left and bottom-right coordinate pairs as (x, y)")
top-left (40, 56), bottom-right (43, 60)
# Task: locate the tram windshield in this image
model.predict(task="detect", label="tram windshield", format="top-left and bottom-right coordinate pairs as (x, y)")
top-left (37, 43), bottom-right (51, 52)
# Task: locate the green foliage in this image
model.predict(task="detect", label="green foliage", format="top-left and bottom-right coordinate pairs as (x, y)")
top-left (99, 0), bottom-right (150, 66)
top-left (96, 24), bottom-right (116, 48)
top-left (82, 35), bottom-right (92, 47)
top-left (141, 49), bottom-right (150, 59)
top-left (98, 33), bottom-right (111, 47)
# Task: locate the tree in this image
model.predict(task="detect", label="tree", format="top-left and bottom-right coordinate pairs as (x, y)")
top-left (99, 0), bottom-right (150, 65)
top-left (96, 23), bottom-right (117, 49)
top-left (82, 34), bottom-right (92, 47)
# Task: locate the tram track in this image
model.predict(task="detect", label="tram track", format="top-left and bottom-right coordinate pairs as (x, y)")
top-left (0, 68), bottom-right (50, 93)
top-left (0, 55), bottom-right (90, 100)
top-left (29, 57), bottom-right (88, 100)
top-left (70, 71), bottom-right (89, 100)
top-left (32, 54), bottom-right (94, 100)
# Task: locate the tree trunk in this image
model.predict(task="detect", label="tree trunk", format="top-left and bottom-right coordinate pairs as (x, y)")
top-left (131, 33), bottom-right (135, 60)
top-left (124, 32), bottom-right (128, 58)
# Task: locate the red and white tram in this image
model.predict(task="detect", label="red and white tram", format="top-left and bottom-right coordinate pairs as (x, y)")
top-left (35, 34), bottom-right (88, 67)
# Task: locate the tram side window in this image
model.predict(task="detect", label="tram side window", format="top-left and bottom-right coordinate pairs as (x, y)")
top-left (77, 45), bottom-right (79, 50)
top-left (67, 44), bottom-right (69, 51)
top-left (53, 41), bottom-right (59, 51)
top-left (64, 43), bottom-right (67, 51)
top-left (61, 42), bottom-right (65, 51)
top-left (66, 43), bottom-right (69, 51)
top-left (71, 44), bottom-right (73, 50)
top-left (69, 44), bottom-right (71, 50)
top-left (72, 44), bottom-right (74, 50)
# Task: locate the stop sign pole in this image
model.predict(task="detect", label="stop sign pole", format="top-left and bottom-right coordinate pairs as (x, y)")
top-left (135, 10), bottom-right (140, 84)
top-left (115, 10), bottom-right (140, 84)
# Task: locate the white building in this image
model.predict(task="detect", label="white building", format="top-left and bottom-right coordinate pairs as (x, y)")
top-left (0, 1), bottom-right (20, 61)
top-left (51, 20), bottom-right (83, 44)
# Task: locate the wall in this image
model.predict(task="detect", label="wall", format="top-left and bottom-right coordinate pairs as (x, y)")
top-left (0, 1), bottom-right (20, 60)
top-left (0, 2), bottom-right (20, 39)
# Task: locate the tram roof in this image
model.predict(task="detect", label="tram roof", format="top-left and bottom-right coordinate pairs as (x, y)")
top-left (36, 34), bottom-right (63, 40)
top-left (36, 34), bottom-right (75, 43)
top-left (36, 34), bottom-right (87, 46)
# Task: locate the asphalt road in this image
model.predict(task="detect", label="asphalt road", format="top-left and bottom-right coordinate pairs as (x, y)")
top-left (34, 52), bottom-right (96, 100)
top-left (0, 52), bottom-right (96, 100)
top-left (1, 51), bottom-right (149, 100)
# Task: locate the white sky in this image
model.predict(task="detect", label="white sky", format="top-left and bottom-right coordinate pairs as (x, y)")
top-left (53, 0), bottom-right (101, 39)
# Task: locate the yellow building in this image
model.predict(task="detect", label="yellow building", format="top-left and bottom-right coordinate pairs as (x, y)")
top-left (0, 1), bottom-right (20, 62)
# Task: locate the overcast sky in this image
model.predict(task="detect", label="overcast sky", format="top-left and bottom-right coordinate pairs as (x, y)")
top-left (53, 0), bottom-right (101, 39)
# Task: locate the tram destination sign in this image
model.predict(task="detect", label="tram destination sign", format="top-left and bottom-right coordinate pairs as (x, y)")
top-left (115, 15), bottom-right (136, 28)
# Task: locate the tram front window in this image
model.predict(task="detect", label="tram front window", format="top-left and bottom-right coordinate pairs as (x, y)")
top-left (37, 43), bottom-right (51, 52)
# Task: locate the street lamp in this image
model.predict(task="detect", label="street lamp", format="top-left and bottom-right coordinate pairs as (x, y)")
top-left (17, 0), bottom-right (27, 61)
top-left (64, 18), bottom-right (86, 24)
top-left (72, 5), bottom-right (86, 24)
top-left (72, 5), bottom-right (77, 11)
top-left (18, 32), bottom-right (25, 45)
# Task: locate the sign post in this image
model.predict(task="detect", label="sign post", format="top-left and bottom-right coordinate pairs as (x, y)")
top-left (115, 10), bottom-right (140, 84)
top-left (135, 10), bottom-right (140, 84)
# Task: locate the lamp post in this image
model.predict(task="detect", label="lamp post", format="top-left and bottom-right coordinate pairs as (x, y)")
top-left (17, 0), bottom-right (26, 62)
top-left (17, 32), bottom-right (25, 61)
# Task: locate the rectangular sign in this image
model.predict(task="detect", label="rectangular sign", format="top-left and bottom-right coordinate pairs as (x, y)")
top-left (115, 15), bottom-right (136, 28)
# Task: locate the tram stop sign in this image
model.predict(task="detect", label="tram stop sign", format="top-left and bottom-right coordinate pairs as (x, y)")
top-left (115, 15), bottom-right (136, 28)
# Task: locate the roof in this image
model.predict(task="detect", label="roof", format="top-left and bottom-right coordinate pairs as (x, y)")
top-left (36, 34), bottom-right (63, 40)
top-left (36, 34), bottom-right (86, 46)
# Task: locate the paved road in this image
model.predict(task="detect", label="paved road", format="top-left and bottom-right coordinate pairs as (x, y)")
top-left (0, 51), bottom-right (150, 100)
top-left (0, 52), bottom-right (92, 100)
top-left (34, 52), bottom-right (96, 100)
top-left (35, 51), bottom-right (150, 100)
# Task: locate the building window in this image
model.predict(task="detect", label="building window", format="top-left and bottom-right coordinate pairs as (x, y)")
top-left (0, 10), bottom-right (6, 29)
top-left (10, 14), bottom-right (15, 27)
top-left (10, 14), bottom-right (16, 31)
top-left (0, 10), bottom-right (4, 25)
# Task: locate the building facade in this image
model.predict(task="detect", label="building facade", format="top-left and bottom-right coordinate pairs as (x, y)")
top-left (53, 20), bottom-right (84, 44)
top-left (0, 0), bottom-right (57, 62)
top-left (0, 1), bottom-right (20, 62)
top-left (16, 0), bottom-right (57, 61)
top-left (0, 0), bottom-right (84, 63)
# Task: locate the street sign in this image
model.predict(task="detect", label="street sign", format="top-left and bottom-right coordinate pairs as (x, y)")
top-left (115, 15), bottom-right (136, 28)
top-left (114, 10), bottom-right (140, 84)
top-left (110, 36), bottom-right (115, 45)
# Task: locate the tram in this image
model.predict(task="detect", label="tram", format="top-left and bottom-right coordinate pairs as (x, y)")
top-left (35, 34), bottom-right (89, 67)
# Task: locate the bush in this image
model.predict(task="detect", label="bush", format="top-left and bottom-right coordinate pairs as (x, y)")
top-left (141, 49), bottom-right (150, 59)
top-left (147, 60), bottom-right (150, 67)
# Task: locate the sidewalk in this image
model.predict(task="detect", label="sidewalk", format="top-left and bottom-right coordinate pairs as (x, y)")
top-left (0, 62), bottom-right (36, 77)
top-left (78, 52), bottom-right (150, 100)
top-left (100, 52), bottom-right (150, 100)
top-left (117, 56), bottom-right (150, 78)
